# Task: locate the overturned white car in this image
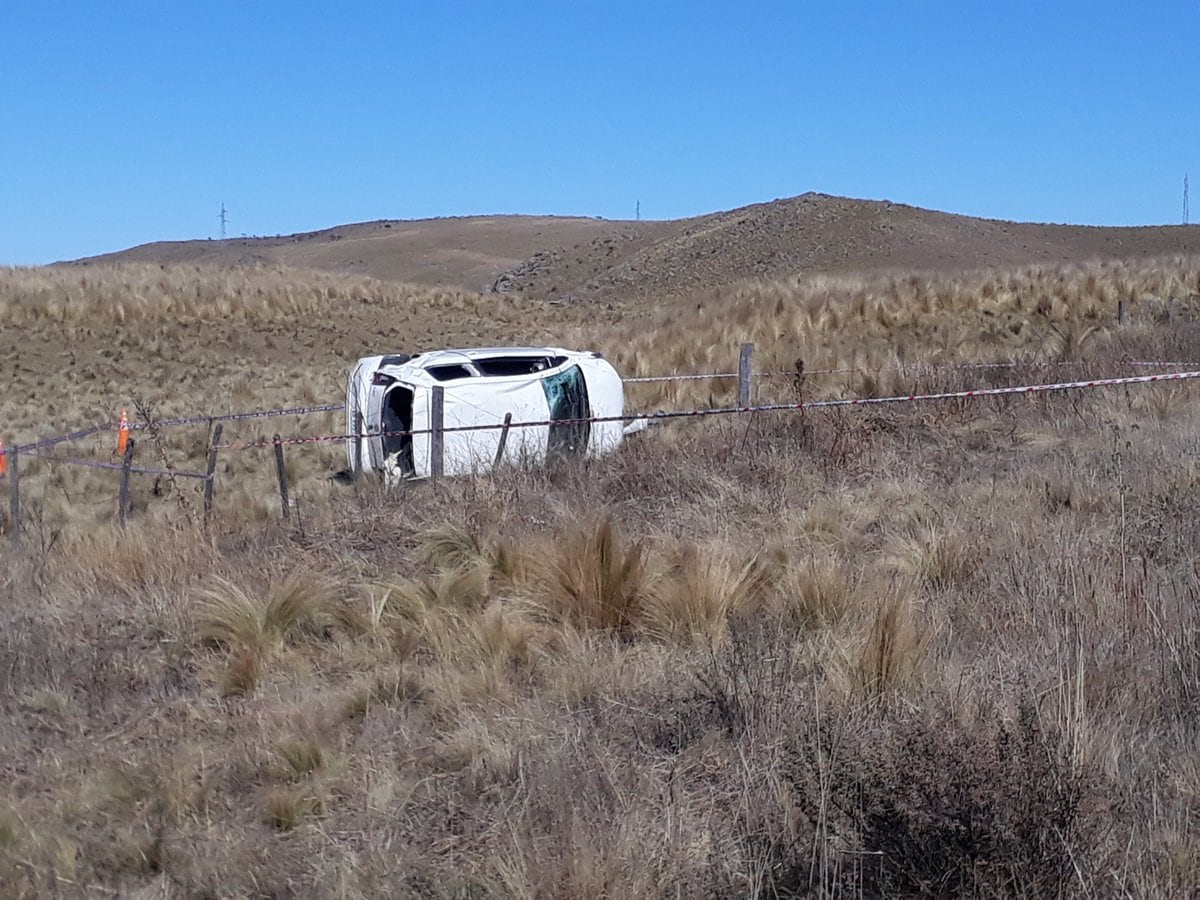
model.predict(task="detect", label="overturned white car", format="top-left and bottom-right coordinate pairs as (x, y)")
top-left (346, 347), bottom-right (626, 480)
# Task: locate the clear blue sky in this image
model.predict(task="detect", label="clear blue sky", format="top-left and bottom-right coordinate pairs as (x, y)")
top-left (3, 1), bottom-right (1197, 265)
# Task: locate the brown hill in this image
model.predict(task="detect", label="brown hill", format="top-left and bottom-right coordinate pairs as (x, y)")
top-left (492, 194), bottom-right (1200, 303)
top-left (69, 215), bottom-right (651, 294)
top-left (72, 195), bottom-right (1200, 302)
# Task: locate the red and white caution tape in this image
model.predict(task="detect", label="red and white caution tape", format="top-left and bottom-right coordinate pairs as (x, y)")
top-left (627, 358), bottom-right (1195, 383)
top-left (762, 359), bottom-right (1197, 379)
top-left (624, 372), bottom-right (739, 383)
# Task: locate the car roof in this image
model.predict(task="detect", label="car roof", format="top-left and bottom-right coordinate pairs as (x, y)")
top-left (368, 346), bottom-right (595, 382)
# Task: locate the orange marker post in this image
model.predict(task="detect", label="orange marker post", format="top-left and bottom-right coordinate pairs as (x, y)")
top-left (117, 409), bottom-right (130, 456)
top-left (0, 437), bottom-right (6, 477)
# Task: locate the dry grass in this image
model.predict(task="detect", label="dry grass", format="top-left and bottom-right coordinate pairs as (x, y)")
top-left (193, 570), bottom-right (341, 696)
top-left (597, 255), bottom-right (1200, 409)
top-left (537, 514), bottom-right (650, 635)
top-left (3, 256), bottom-right (1200, 894)
top-left (642, 541), bottom-right (773, 645)
top-left (0, 262), bottom-right (490, 326)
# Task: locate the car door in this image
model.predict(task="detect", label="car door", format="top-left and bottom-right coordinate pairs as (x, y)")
top-left (541, 365), bottom-right (591, 456)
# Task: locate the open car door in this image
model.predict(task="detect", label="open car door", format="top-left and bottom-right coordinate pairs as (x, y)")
top-left (541, 365), bottom-right (591, 456)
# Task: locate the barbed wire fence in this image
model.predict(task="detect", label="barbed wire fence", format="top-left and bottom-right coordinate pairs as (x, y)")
top-left (2, 345), bottom-right (1199, 547)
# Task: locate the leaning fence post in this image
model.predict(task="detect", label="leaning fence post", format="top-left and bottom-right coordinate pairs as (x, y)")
top-left (118, 438), bottom-right (135, 527)
top-left (8, 448), bottom-right (18, 548)
top-left (738, 342), bottom-right (754, 407)
top-left (352, 410), bottom-right (364, 479)
top-left (204, 423), bottom-right (223, 521)
top-left (430, 386), bottom-right (445, 481)
top-left (493, 412), bottom-right (513, 468)
top-left (273, 434), bottom-right (290, 520)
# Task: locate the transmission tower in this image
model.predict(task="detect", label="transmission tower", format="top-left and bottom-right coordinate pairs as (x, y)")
top-left (219, 203), bottom-right (228, 239)
top-left (1184, 175), bottom-right (1190, 226)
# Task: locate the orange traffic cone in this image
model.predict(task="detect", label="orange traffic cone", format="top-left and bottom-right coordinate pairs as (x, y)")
top-left (0, 438), bottom-right (6, 477)
top-left (117, 409), bottom-right (130, 456)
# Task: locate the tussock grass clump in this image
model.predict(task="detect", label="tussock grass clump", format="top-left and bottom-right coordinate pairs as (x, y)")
top-left (854, 586), bottom-right (930, 699)
top-left (194, 571), bottom-right (337, 651)
top-left (261, 790), bottom-right (324, 831)
top-left (414, 522), bottom-right (529, 596)
top-left (276, 738), bottom-right (327, 781)
top-left (415, 522), bottom-right (490, 572)
top-left (383, 566), bottom-right (493, 637)
top-left (538, 515), bottom-right (650, 635)
top-left (642, 542), bottom-right (773, 645)
top-left (777, 549), bottom-right (857, 628)
top-left (881, 519), bottom-right (974, 589)
top-left (193, 570), bottom-right (340, 695)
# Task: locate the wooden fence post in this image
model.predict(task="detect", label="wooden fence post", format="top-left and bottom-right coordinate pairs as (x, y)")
top-left (273, 434), bottom-right (290, 520)
top-left (1117, 299), bottom-right (1126, 325)
top-left (118, 438), bottom-right (135, 527)
top-left (352, 410), bottom-right (363, 479)
top-left (430, 386), bottom-right (445, 481)
top-left (204, 423), bottom-right (223, 521)
top-left (493, 412), bottom-right (513, 468)
top-left (8, 448), bottom-right (18, 548)
top-left (738, 343), bottom-right (754, 407)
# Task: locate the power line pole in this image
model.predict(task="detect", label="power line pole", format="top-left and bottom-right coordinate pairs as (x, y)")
top-left (219, 203), bottom-right (228, 239)
top-left (636, 200), bottom-right (640, 222)
top-left (1184, 175), bottom-right (1190, 226)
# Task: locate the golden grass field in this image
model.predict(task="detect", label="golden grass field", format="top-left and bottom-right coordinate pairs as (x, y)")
top-left (3, 237), bottom-right (1200, 895)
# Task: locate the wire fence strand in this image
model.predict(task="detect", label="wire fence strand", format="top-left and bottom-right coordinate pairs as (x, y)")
top-left (4, 361), bottom-right (1198, 467)
top-left (213, 368), bottom-right (1200, 452)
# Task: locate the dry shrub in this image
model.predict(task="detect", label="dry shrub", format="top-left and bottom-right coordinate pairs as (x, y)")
top-left (537, 514), bottom-right (649, 635)
top-left (483, 752), bottom-right (674, 898)
top-left (773, 702), bottom-right (1103, 898)
top-left (693, 617), bottom-right (810, 737)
